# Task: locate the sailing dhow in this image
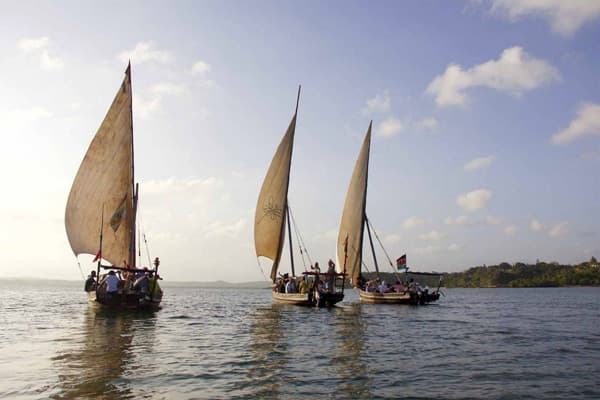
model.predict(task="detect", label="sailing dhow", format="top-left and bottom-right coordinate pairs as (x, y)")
top-left (336, 122), bottom-right (441, 304)
top-left (65, 64), bottom-right (163, 309)
top-left (254, 87), bottom-right (345, 307)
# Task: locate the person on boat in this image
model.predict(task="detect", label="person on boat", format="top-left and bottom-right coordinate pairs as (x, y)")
top-left (408, 278), bottom-right (416, 293)
top-left (378, 280), bottom-right (389, 293)
top-left (102, 270), bottom-right (120, 296)
top-left (392, 280), bottom-right (406, 293)
top-left (311, 261), bottom-right (320, 276)
top-left (326, 259), bottom-right (336, 293)
top-left (298, 278), bottom-right (307, 294)
top-left (285, 277), bottom-right (297, 294)
top-left (84, 270), bottom-right (97, 292)
top-left (133, 269), bottom-right (150, 294)
top-left (148, 272), bottom-right (161, 296)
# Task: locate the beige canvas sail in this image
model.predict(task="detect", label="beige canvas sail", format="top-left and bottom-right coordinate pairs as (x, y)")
top-left (65, 66), bottom-right (134, 266)
top-left (336, 123), bottom-right (372, 285)
top-left (254, 114), bottom-right (297, 282)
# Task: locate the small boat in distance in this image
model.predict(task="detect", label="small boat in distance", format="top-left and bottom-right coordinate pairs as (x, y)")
top-left (336, 122), bottom-right (441, 305)
top-left (65, 64), bottom-right (163, 310)
top-left (254, 87), bottom-right (345, 307)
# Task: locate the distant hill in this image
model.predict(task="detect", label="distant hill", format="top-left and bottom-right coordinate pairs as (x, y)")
top-left (442, 259), bottom-right (600, 288)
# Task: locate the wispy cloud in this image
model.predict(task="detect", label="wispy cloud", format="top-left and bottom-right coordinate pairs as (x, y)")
top-left (464, 155), bottom-right (496, 172)
top-left (551, 103), bottom-right (600, 145)
top-left (486, 215), bottom-right (503, 225)
top-left (375, 116), bottom-right (403, 138)
top-left (445, 215), bottom-right (469, 225)
top-left (530, 218), bottom-right (568, 237)
top-left (490, 0), bottom-right (600, 36)
top-left (362, 91), bottom-right (391, 114)
top-left (203, 218), bottom-right (247, 238)
top-left (0, 106), bottom-right (53, 129)
top-left (457, 189), bottom-right (492, 212)
top-left (504, 225), bottom-right (517, 235)
top-left (448, 243), bottom-right (463, 252)
top-left (149, 82), bottom-right (186, 95)
top-left (17, 36), bottom-right (64, 70)
top-left (191, 60), bottom-right (211, 75)
top-left (118, 41), bottom-right (173, 64)
top-left (414, 117), bottom-right (438, 130)
top-left (418, 230), bottom-right (445, 241)
top-left (426, 46), bottom-right (559, 107)
top-left (383, 233), bottom-right (402, 244)
top-left (403, 216), bottom-right (425, 229)
top-left (142, 177), bottom-right (221, 195)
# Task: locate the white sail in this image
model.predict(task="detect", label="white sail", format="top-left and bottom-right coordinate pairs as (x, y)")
top-left (65, 66), bottom-right (134, 266)
top-left (254, 114), bottom-right (297, 281)
top-left (336, 123), bottom-right (372, 285)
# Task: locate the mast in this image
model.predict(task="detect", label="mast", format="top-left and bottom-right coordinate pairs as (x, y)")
top-left (286, 205), bottom-right (295, 277)
top-left (365, 215), bottom-right (380, 279)
top-left (127, 63), bottom-right (137, 268)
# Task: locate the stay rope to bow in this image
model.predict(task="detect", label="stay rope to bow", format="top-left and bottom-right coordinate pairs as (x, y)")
top-left (287, 202), bottom-right (313, 270)
top-left (367, 217), bottom-right (404, 282)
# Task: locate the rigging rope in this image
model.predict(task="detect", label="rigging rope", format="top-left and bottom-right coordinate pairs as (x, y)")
top-left (137, 209), bottom-right (153, 268)
top-left (287, 202), bottom-right (313, 269)
top-left (76, 257), bottom-right (85, 280)
top-left (366, 217), bottom-right (404, 282)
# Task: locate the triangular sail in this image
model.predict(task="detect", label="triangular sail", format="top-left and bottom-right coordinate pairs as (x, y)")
top-left (337, 123), bottom-right (372, 285)
top-left (65, 66), bottom-right (134, 266)
top-left (254, 114), bottom-right (297, 282)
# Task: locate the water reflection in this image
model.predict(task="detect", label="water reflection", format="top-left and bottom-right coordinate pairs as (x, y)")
top-left (333, 304), bottom-right (372, 399)
top-left (51, 306), bottom-right (157, 399)
top-left (245, 303), bottom-right (287, 399)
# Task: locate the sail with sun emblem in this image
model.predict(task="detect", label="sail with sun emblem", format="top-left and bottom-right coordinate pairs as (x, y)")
top-left (254, 87), bottom-right (345, 307)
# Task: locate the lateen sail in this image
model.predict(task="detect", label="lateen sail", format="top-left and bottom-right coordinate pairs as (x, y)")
top-left (254, 114), bottom-right (297, 282)
top-left (65, 66), bottom-right (134, 266)
top-left (336, 123), bottom-right (372, 285)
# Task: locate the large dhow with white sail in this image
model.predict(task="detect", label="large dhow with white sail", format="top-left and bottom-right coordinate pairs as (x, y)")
top-left (336, 122), bottom-right (441, 305)
top-left (65, 64), bottom-right (163, 310)
top-left (254, 87), bottom-right (345, 307)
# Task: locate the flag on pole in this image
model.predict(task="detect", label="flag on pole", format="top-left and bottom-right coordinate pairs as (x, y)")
top-left (396, 254), bottom-right (407, 271)
top-left (110, 196), bottom-right (127, 232)
top-left (92, 250), bottom-right (102, 262)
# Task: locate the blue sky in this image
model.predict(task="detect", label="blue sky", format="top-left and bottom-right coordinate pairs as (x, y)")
top-left (1, 0), bottom-right (599, 281)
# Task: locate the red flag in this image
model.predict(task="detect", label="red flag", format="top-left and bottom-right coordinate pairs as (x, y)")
top-left (92, 250), bottom-right (102, 262)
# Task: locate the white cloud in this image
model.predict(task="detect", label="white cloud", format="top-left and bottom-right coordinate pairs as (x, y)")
top-left (464, 155), bottom-right (496, 172)
top-left (383, 233), bottom-right (402, 244)
top-left (491, 0), bottom-right (600, 36)
top-left (362, 91), bottom-right (391, 114)
top-left (445, 215), bottom-right (469, 225)
top-left (17, 36), bottom-right (64, 70)
top-left (504, 225), bottom-right (517, 235)
top-left (403, 216), bottom-right (424, 229)
top-left (548, 222), bottom-right (568, 237)
top-left (530, 218), bottom-right (544, 232)
top-left (18, 37), bottom-right (49, 53)
top-left (418, 230), bottom-right (445, 241)
top-left (414, 245), bottom-right (441, 255)
top-left (191, 60), bottom-right (211, 75)
top-left (415, 117), bottom-right (438, 129)
top-left (551, 103), bottom-right (600, 145)
top-left (118, 41), bottom-right (173, 64)
top-left (448, 243), bottom-right (463, 252)
top-left (314, 229), bottom-right (337, 241)
top-left (133, 94), bottom-right (162, 119)
top-left (376, 117), bottom-right (403, 138)
top-left (457, 189), bottom-right (492, 212)
top-left (0, 107), bottom-right (53, 129)
top-left (486, 215), bottom-right (503, 225)
top-left (426, 46), bottom-right (559, 107)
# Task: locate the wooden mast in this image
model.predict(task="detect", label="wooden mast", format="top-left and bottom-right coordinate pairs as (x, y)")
top-left (286, 85), bottom-right (301, 278)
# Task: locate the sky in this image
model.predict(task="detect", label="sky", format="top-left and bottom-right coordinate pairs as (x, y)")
top-left (1, 0), bottom-right (599, 282)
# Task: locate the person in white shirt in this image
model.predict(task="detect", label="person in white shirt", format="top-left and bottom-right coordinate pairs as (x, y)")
top-left (104, 270), bottom-right (120, 293)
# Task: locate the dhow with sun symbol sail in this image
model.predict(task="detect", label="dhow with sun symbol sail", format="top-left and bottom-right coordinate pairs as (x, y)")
top-left (254, 87), bottom-right (346, 307)
top-left (65, 64), bottom-right (163, 310)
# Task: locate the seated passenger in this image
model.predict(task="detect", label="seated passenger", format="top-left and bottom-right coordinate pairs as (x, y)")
top-left (378, 281), bottom-right (389, 293)
top-left (103, 270), bottom-right (119, 294)
top-left (285, 278), bottom-right (297, 294)
top-left (392, 280), bottom-right (406, 293)
top-left (298, 279), bottom-right (307, 294)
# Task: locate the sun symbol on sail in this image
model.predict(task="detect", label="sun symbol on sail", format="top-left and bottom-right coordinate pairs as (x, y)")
top-left (263, 197), bottom-right (283, 221)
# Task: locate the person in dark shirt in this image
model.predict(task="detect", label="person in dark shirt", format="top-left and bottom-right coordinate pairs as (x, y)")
top-left (84, 270), bottom-right (97, 292)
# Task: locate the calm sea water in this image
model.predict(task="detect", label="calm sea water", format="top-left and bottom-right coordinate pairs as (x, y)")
top-left (0, 281), bottom-right (599, 399)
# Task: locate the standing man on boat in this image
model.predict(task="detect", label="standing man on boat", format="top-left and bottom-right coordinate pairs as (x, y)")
top-left (84, 270), bottom-right (97, 292)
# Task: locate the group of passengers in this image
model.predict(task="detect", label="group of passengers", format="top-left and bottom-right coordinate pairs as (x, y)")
top-left (84, 264), bottom-right (161, 297)
top-left (359, 275), bottom-right (428, 295)
top-left (273, 259), bottom-right (340, 296)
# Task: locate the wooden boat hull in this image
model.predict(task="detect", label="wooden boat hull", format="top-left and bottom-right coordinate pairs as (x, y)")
top-left (87, 290), bottom-right (162, 310)
top-left (272, 291), bottom-right (344, 307)
top-left (358, 289), bottom-right (440, 305)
